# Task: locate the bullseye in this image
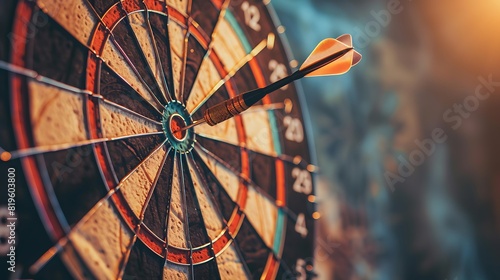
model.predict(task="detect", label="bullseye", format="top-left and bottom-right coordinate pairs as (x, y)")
top-left (169, 114), bottom-right (187, 141)
top-left (162, 101), bottom-right (195, 153)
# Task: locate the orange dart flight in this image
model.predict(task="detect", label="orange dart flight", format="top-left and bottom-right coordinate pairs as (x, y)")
top-left (301, 34), bottom-right (362, 77)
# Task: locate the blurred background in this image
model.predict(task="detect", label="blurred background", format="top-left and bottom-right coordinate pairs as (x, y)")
top-left (272, 0), bottom-right (500, 279)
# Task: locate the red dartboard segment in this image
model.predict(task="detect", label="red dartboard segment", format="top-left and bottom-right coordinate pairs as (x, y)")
top-left (120, 0), bottom-right (142, 14)
top-left (143, 0), bottom-right (164, 12)
top-left (101, 3), bottom-right (126, 30)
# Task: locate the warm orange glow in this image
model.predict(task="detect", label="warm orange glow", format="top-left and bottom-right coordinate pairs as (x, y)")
top-left (1, 152), bottom-right (11, 161)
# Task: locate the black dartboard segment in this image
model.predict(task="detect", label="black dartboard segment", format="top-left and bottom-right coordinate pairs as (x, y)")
top-left (0, 0), bottom-right (317, 279)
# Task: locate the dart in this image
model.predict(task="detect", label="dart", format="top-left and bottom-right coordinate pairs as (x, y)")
top-left (177, 34), bottom-right (362, 132)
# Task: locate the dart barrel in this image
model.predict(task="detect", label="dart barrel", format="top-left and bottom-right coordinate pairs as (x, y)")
top-left (203, 94), bottom-right (249, 126)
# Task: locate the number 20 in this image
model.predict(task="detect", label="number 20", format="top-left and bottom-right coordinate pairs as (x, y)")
top-left (284, 116), bottom-right (304, 143)
top-left (292, 168), bottom-right (312, 194)
top-left (269, 60), bottom-right (288, 90)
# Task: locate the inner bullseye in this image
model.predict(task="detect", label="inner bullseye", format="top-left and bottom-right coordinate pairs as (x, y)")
top-left (169, 114), bottom-right (187, 141)
top-left (162, 101), bottom-right (195, 153)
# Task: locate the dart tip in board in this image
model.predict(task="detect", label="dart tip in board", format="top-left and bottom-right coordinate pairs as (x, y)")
top-left (300, 34), bottom-right (362, 77)
top-left (172, 119), bottom-right (206, 133)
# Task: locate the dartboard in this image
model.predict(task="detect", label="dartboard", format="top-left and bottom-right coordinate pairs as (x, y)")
top-left (0, 0), bottom-right (317, 279)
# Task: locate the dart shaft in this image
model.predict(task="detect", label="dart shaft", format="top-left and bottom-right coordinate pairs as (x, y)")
top-left (204, 94), bottom-right (249, 125)
top-left (200, 72), bottom-right (301, 127)
top-left (180, 119), bottom-right (206, 131)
